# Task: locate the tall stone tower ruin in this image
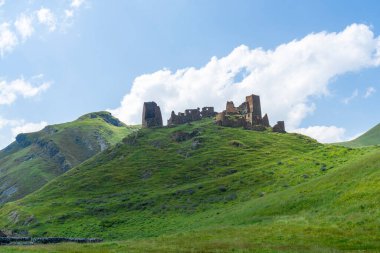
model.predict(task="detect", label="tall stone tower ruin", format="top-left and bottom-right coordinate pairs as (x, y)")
top-left (142, 102), bottom-right (163, 128)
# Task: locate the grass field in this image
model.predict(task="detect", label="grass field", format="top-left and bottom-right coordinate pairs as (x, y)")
top-left (0, 111), bottom-right (137, 204)
top-left (0, 119), bottom-right (379, 252)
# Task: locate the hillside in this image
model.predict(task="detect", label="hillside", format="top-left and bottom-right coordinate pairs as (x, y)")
top-left (0, 118), bottom-right (379, 252)
top-left (0, 111), bottom-right (137, 204)
top-left (338, 123), bottom-right (380, 147)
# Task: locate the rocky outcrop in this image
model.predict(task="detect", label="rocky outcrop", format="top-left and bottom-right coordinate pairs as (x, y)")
top-left (15, 134), bottom-right (32, 148)
top-left (142, 102), bottom-right (163, 128)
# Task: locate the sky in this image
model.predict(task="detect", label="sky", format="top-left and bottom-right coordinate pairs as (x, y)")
top-left (1, 0), bottom-right (380, 148)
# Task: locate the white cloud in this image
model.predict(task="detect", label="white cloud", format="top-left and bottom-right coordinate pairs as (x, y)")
top-left (65, 9), bottom-right (74, 18)
top-left (71, 0), bottom-right (85, 9)
top-left (0, 117), bottom-right (20, 130)
top-left (11, 121), bottom-right (47, 137)
top-left (364, 86), bottom-right (376, 98)
top-left (14, 14), bottom-right (34, 40)
top-left (0, 78), bottom-right (50, 105)
top-left (0, 2), bottom-right (88, 56)
top-left (111, 24), bottom-right (380, 130)
top-left (342, 89), bottom-right (359, 104)
top-left (0, 22), bottom-right (18, 56)
top-left (293, 126), bottom-right (346, 143)
top-left (36, 8), bottom-right (56, 32)
top-left (0, 118), bottom-right (48, 149)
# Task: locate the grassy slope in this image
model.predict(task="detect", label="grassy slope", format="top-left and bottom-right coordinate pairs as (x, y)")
top-left (0, 111), bottom-right (137, 204)
top-left (0, 119), bottom-right (379, 252)
top-left (338, 123), bottom-right (380, 147)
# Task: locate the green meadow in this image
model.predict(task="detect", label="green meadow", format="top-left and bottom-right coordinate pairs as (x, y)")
top-left (0, 118), bottom-right (379, 252)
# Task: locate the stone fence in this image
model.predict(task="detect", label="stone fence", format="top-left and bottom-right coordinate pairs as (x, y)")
top-left (0, 237), bottom-right (103, 245)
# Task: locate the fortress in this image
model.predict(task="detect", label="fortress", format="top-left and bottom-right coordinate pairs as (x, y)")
top-left (142, 94), bottom-right (285, 133)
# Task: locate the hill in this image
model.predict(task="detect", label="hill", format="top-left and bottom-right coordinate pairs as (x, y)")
top-left (0, 111), bottom-right (137, 204)
top-left (0, 118), bottom-right (379, 252)
top-left (338, 123), bottom-right (380, 148)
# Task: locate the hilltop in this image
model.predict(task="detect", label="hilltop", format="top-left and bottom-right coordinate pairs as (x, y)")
top-left (338, 123), bottom-right (380, 147)
top-left (0, 111), bottom-right (137, 204)
top-left (0, 118), bottom-right (379, 252)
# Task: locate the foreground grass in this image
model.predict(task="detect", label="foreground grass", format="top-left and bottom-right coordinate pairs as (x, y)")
top-left (0, 119), bottom-right (379, 252)
top-left (1, 223), bottom-right (379, 253)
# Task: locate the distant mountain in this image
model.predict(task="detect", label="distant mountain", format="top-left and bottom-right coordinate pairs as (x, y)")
top-left (0, 111), bottom-right (137, 204)
top-left (338, 123), bottom-right (380, 147)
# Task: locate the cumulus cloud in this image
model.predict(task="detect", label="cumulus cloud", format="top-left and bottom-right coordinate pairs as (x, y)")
top-left (0, 22), bottom-right (18, 56)
top-left (14, 14), bottom-right (34, 40)
top-left (342, 89), bottom-right (359, 104)
top-left (11, 121), bottom-right (47, 137)
top-left (0, 78), bottom-right (50, 105)
top-left (0, 2), bottom-right (88, 57)
top-left (111, 24), bottom-right (380, 130)
top-left (364, 86), bottom-right (376, 98)
top-left (36, 8), bottom-right (56, 32)
top-left (0, 117), bottom-right (48, 149)
top-left (293, 126), bottom-right (346, 143)
top-left (0, 117), bottom-right (20, 130)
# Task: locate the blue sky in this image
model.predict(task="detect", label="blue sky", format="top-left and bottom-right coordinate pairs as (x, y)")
top-left (1, 0), bottom-right (380, 148)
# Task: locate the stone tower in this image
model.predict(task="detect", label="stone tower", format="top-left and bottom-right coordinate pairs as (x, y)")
top-left (142, 102), bottom-right (163, 128)
top-left (244, 94), bottom-right (262, 126)
top-left (245, 94), bottom-right (262, 118)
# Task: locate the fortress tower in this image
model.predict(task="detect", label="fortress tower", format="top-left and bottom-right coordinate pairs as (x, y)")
top-left (142, 102), bottom-right (163, 128)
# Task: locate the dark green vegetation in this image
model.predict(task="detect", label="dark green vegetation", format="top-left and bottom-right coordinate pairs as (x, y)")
top-left (338, 123), bottom-right (380, 147)
top-left (0, 118), bottom-right (379, 252)
top-left (0, 111), bottom-right (137, 204)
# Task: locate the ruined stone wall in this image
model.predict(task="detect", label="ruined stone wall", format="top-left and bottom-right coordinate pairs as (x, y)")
top-left (273, 121), bottom-right (286, 133)
top-left (201, 107), bottom-right (217, 118)
top-left (215, 94), bottom-right (284, 132)
top-left (185, 109), bottom-right (201, 121)
top-left (226, 101), bottom-right (238, 114)
top-left (168, 107), bottom-right (216, 126)
top-left (262, 114), bottom-right (270, 127)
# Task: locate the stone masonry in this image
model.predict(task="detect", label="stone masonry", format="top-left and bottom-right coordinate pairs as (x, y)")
top-left (167, 107), bottom-right (217, 126)
top-left (142, 94), bottom-right (285, 132)
top-left (142, 102), bottom-right (163, 128)
top-left (215, 94), bottom-right (286, 132)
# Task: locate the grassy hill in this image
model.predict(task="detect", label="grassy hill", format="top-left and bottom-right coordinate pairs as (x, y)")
top-left (0, 111), bottom-right (137, 204)
top-left (338, 123), bottom-right (380, 147)
top-left (0, 118), bottom-right (379, 252)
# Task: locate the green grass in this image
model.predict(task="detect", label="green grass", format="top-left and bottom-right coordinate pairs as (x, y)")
top-left (338, 123), bottom-right (380, 147)
top-left (0, 111), bottom-right (137, 204)
top-left (0, 119), bottom-right (379, 252)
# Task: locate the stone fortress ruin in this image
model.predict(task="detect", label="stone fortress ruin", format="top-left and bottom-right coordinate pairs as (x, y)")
top-left (142, 94), bottom-right (285, 133)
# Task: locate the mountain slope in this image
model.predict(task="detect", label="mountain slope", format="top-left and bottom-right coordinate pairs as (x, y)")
top-left (0, 118), bottom-right (378, 252)
top-left (0, 111), bottom-right (137, 204)
top-left (338, 123), bottom-right (380, 147)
